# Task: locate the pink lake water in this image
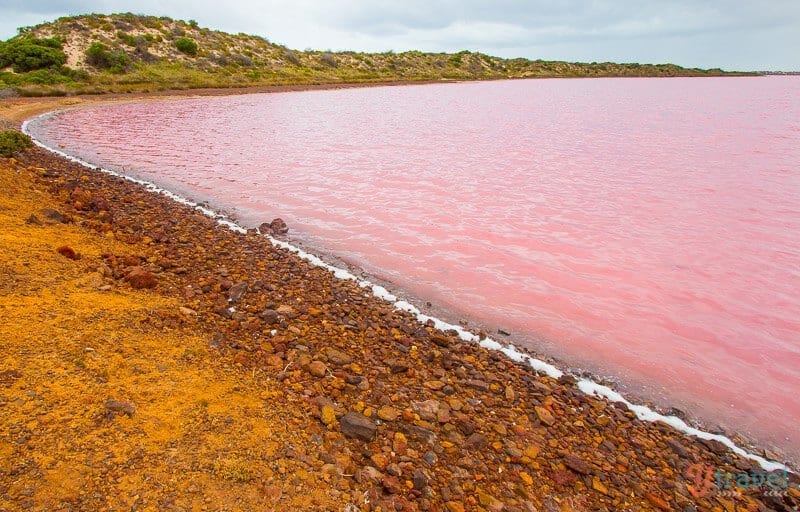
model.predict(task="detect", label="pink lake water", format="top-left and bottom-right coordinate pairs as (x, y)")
top-left (29, 77), bottom-right (800, 461)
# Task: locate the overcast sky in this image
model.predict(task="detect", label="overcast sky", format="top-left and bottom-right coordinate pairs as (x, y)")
top-left (1, 0), bottom-right (798, 71)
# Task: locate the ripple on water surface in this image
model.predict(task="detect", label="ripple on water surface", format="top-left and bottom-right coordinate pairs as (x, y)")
top-left (29, 76), bottom-right (800, 461)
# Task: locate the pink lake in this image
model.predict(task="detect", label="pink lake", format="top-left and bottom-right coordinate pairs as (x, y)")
top-left (28, 77), bottom-right (800, 461)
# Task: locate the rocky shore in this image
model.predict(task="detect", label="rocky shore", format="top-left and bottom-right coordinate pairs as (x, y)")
top-left (1, 145), bottom-right (798, 511)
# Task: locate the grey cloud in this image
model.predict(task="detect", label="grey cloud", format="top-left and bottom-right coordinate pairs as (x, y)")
top-left (322, 0), bottom-right (797, 42)
top-left (1, 0), bottom-right (798, 70)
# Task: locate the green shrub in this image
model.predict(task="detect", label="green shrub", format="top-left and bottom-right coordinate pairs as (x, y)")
top-left (6, 69), bottom-right (71, 85)
top-left (0, 37), bottom-right (67, 73)
top-left (84, 42), bottom-right (131, 73)
top-left (175, 37), bottom-right (198, 56)
top-left (116, 30), bottom-right (138, 47)
top-left (0, 130), bottom-right (33, 158)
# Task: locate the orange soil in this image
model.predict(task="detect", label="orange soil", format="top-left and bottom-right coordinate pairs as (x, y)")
top-left (0, 160), bottom-right (345, 510)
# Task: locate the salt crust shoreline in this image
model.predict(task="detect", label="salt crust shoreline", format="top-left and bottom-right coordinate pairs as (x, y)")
top-left (22, 111), bottom-right (791, 474)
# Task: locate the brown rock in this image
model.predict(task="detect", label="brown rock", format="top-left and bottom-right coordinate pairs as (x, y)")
top-left (270, 218), bottom-right (288, 234)
top-left (467, 379), bottom-right (489, 391)
top-left (478, 493), bottom-right (503, 511)
top-left (377, 406), bottom-right (400, 422)
top-left (260, 309), bottom-right (279, 323)
top-left (535, 406), bottom-right (556, 426)
top-left (276, 304), bottom-right (297, 319)
top-left (0, 369), bottom-right (22, 387)
top-left (563, 454), bottom-right (592, 475)
top-left (370, 453), bottom-right (390, 471)
top-left (325, 348), bottom-right (352, 366)
top-left (40, 208), bottom-right (65, 223)
top-left (666, 438), bottom-right (689, 458)
top-left (103, 399), bottom-right (135, 417)
top-left (386, 358), bottom-right (409, 373)
top-left (125, 267), bottom-right (158, 289)
top-left (25, 214), bottom-right (43, 226)
top-left (56, 245), bottom-right (79, 260)
top-left (549, 469), bottom-right (577, 487)
top-left (340, 412), bottom-right (377, 441)
top-left (464, 432), bottom-right (488, 450)
top-left (412, 469), bottom-right (429, 490)
top-left (308, 361), bottom-right (327, 378)
top-left (412, 400), bottom-right (440, 422)
top-left (228, 281), bottom-right (248, 303)
top-left (355, 466), bottom-right (383, 484)
top-left (382, 476), bottom-right (402, 494)
top-left (431, 334), bottom-right (451, 347)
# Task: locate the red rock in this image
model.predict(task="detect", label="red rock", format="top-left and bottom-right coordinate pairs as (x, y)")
top-left (645, 493), bottom-right (671, 511)
top-left (56, 245), bottom-right (79, 260)
top-left (382, 476), bottom-right (402, 494)
top-left (464, 432), bottom-right (488, 450)
top-left (563, 454), bottom-right (592, 474)
top-left (125, 267), bottom-right (158, 289)
top-left (549, 469), bottom-right (578, 487)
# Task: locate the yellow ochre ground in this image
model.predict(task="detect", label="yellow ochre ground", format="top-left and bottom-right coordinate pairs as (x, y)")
top-left (0, 160), bottom-right (342, 511)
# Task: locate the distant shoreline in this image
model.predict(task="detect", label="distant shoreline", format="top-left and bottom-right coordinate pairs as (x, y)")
top-left (0, 73), bottom-right (769, 130)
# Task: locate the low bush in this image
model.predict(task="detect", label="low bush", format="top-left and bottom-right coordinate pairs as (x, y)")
top-left (319, 53), bottom-right (337, 68)
top-left (175, 37), bottom-right (198, 56)
top-left (0, 65), bottom-right (87, 86)
top-left (282, 49), bottom-right (300, 65)
top-left (85, 42), bottom-right (131, 73)
top-left (0, 130), bottom-right (33, 158)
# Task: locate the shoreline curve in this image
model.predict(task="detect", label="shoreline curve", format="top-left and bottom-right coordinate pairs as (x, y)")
top-left (21, 110), bottom-right (794, 474)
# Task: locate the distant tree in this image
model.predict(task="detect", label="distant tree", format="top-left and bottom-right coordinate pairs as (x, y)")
top-left (0, 37), bottom-right (66, 73)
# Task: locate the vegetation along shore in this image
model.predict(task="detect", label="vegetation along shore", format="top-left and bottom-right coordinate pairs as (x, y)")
top-left (0, 13), bottom-right (756, 97)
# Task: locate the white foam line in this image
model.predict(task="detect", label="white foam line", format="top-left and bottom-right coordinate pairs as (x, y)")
top-left (21, 114), bottom-right (791, 473)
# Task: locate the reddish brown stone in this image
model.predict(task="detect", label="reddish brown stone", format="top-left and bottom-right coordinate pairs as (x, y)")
top-left (125, 267), bottom-right (158, 289)
top-left (56, 245), bottom-right (79, 260)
